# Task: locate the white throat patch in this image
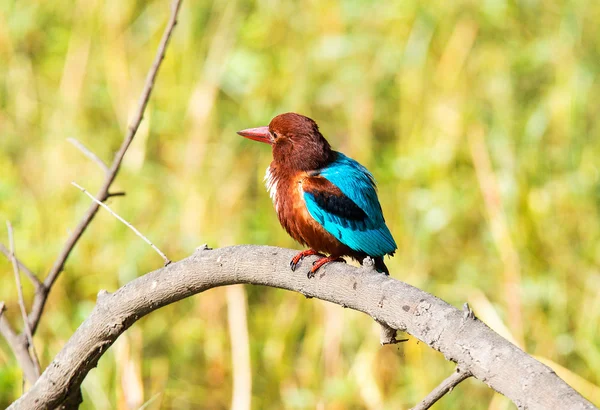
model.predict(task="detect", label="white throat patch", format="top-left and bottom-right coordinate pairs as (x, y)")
top-left (264, 166), bottom-right (279, 211)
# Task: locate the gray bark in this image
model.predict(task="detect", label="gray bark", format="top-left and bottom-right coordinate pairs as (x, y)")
top-left (8, 245), bottom-right (597, 409)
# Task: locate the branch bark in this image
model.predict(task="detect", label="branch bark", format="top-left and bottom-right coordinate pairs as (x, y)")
top-left (8, 246), bottom-right (596, 410)
top-left (0, 314), bottom-right (38, 385)
top-left (6, 222), bottom-right (41, 380)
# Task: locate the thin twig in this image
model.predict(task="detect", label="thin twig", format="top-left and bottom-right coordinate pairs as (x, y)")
top-left (21, 0), bottom-right (183, 336)
top-left (0, 243), bottom-right (42, 289)
top-left (0, 301), bottom-right (5, 318)
top-left (410, 367), bottom-right (472, 410)
top-left (71, 182), bottom-right (171, 266)
top-left (6, 222), bottom-right (41, 380)
top-left (107, 191), bottom-right (126, 198)
top-left (67, 138), bottom-right (109, 173)
top-left (379, 322), bottom-right (408, 345)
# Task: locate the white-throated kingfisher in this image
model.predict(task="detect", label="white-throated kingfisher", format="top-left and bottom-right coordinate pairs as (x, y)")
top-left (238, 113), bottom-right (396, 277)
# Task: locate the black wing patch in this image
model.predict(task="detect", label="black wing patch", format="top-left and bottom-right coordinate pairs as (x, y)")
top-left (308, 191), bottom-right (367, 222)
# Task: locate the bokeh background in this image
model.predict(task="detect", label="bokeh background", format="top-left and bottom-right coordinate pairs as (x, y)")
top-left (1, 0), bottom-right (600, 408)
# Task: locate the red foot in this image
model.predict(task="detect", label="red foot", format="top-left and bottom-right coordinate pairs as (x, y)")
top-left (309, 256), bottom-right (346, 278)
top-left (290, 249), bottom-right (325, 271)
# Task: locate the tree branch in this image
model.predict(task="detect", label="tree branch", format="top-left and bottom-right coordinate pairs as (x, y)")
top-left (71, 182), bottom-right (171, 266)
top-left (106, 191), bottom-right (126, 198)
top-left (410, 367), bottom-right (472, 410)
top-left (23, 0), bottom-right (183, 337)
top-left (8, 246), bottom-right (596, 410)
top-left (0, 243), bottom-right (42, 289)
top-left (0, 316), bottom-right (38, 385)
top-left (6, 222), bottom-right (41, 380)
top-left (67, 138), bottom-right (109, 173)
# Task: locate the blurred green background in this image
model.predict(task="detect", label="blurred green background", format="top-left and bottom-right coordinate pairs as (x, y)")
top-left (1, 0), bottom-right (600, 408)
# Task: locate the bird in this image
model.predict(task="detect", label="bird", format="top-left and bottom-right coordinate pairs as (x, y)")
top-left (238, 112), bottom-right (396, 277)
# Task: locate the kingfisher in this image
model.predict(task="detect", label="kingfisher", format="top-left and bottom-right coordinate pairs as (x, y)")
top-left (238, 112), bottom-right (396, 277)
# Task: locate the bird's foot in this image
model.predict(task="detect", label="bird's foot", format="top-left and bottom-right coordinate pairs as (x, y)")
top-left (290, 249), bottom-right (325, 271)
top-left (308, 256), bottom-right (346, 278)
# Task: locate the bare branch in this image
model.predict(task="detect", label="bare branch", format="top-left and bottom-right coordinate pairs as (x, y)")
top-left (23, 0), bottom-right (183, 336)
top-left (106, 191), bottom-right (126, 198)
top-left (410, 367), bottom-right (473, 410)
top-left (6, 222), bottom-right (41, 380)
top-left (8, 246), bottom-right (596, 410)
top-left (0, 243), bottom-right (42, 289)
top-left (0, 300), bottom-right (38, 385)
top-left (67, 138), bottom-right (109, 173)
top-left (71, 181), bottom-right (171, 266)
top-left (0, 249), bottom-right (40, 385)
top-left (0, 316), bottom-right (38, 385)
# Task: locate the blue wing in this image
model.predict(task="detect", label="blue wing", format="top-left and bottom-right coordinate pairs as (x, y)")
top-left (303, 152), bottom-right (397, 257)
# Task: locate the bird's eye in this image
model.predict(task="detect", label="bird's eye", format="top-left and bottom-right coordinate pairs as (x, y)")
top-left (272, 131), bottom-right (278, 139)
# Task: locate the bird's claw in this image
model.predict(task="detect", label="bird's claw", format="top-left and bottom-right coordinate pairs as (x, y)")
top-left (291, 251), bottom-right (347, 278)
top-left (308, 256), bottom-right (346, 278)
top-left (290, 249), bottom-right (324, 272)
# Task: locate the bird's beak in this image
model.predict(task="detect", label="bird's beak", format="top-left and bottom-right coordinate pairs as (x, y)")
top-left (237, 126), bottom-right (272, 144)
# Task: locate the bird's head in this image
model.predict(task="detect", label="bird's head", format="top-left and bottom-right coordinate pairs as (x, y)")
top-left (237, 112), bottom-right (334, 170)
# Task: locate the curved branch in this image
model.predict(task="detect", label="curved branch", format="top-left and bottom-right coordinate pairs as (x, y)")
top-left (8, 246), bottom-right (596, 410)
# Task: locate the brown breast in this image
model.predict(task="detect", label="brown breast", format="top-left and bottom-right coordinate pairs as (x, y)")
top-left (266, 164), bottom-right (353, 257)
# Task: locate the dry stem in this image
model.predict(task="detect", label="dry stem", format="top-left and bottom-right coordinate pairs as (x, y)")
top-left (71, 182), bottom-right (171, 266)
top-left (67, 138), bottom-right (109, 173)
top-left (6, 222), bottom-right (41, 380)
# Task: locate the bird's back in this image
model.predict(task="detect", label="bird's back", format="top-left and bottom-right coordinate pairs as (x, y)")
top-left (303, 152), bottom-right (397, 258)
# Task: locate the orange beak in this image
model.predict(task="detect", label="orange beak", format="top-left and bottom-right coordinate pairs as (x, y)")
top-left (237, 126), bottom-right (272, 144)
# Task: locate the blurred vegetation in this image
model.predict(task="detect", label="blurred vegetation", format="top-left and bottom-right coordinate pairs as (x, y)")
top-left (1, 0), bottom-right (600, 408)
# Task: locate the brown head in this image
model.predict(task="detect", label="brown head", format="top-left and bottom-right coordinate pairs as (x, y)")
top-left (237, 112), bottom-right (335, 171)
